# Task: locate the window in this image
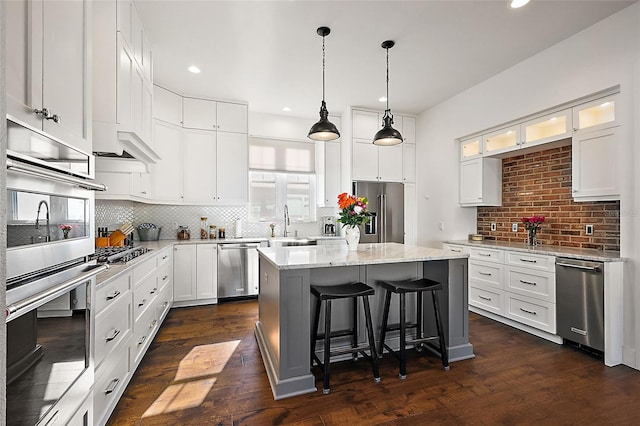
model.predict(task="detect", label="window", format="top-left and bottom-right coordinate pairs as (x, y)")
top-left (248, 137), bottom-right (317, 223)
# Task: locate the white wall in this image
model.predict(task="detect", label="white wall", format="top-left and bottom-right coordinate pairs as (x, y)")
top-left (416, 3), bottom-right (640, 369)
top-left (1, 0), bottom-right (8, 416)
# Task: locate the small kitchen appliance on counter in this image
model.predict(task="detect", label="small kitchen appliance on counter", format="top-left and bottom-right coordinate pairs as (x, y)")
top-left (323, 216), bottom-right (336, 236)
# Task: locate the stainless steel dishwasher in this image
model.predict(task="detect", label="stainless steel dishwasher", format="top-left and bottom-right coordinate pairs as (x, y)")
top-left (556, 258), bottom-right (605, 352)
top-left (217, 241), bottom-right (266, 299)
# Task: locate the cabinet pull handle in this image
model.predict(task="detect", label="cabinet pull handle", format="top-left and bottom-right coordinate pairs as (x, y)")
top-left (450, 249), bottom-right (461, 253)
top-left (45, 113), bottom-right (60, 123)
top-left (162, 275), bottom-right (168, 281)
top-left (479, 272), bottom-right (492, 276)
top-left (33, 107), bottom-right (49, 117)
top-left (520, 258), bottom-right (537, 263)
top-left (138, 335), bottom-right (147, 345)
top-left (106, 328), bottom-right (121, 342)
top-left (478, 253), bottom-right (491, 257)
top-left (150, 319), bottom-right (157, 329)
top-left (106, 290), bottom-right (121, 300)
top-left (162, 255), bottom-right (168, 260)
top-left (138, 299), bottom-right (147, 307)
top-left (478, 295), bottom-right (492, 301)
top-left (519, 279), bottom-right (537, 286)
top-left (520, 307), bottom-right (537, 315)
top-left (150, 288), bottom-right (157, 294)
top-left (104, 378), bottom-right (120, 395)
top-left (162, 301), bottom-right (168, 308)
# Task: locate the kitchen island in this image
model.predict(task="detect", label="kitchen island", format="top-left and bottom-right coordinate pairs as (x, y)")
top-left (255, 242), bottom-right (471, 399)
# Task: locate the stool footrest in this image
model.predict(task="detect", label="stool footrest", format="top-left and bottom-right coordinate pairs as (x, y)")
top-left (316, 329), bottom-right (358, 341)
top-left (383, 322), bottom-right (418, 333)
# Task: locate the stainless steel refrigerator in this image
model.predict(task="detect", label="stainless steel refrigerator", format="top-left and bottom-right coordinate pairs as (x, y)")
top-left (352, 181), bottom-right (404, 244)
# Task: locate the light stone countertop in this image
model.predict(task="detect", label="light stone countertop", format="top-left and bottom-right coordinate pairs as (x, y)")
top-left (258, 242), bottom-right (469, 270)
top-left (444, 240), bottom-right (623, 262)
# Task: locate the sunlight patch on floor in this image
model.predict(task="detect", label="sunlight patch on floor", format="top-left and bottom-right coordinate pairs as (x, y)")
top-left (141, 378), bottom-right (217, 417)
top-left (174, 340), bottom-right (241, 381)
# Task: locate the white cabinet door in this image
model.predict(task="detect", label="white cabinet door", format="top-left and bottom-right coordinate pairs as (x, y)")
top-left (353, 110), bottom-right (379, 139)
top-left (402, 144), bottom-right (416, 182)
top-left (572, 126), bottom-right (619, 201)
top-left (183, 129), bottom-right (217, 204)
top-left (150, 120), bottom-right (183, 202)
top-left (216, 132), bottom-right (248, 205)
top-left (6, 0), bottom-right (91, 154)
top-left (460, 158), bottom-right (502, 206)
top-left (183, 97), bottom-right (217, 130)
top-left (460, 159), bottom-right (483, 205)
top-left (153, 85), bottom-right (183, 126)
top-left (196, 245), bottom-right (217, 300)
top-left (401, 116), bottom-right (416, 144)
top-left (217, 102), bottom-right (248, 133)
top-left (324, 141), bottom-right (342, 205)
top-left (404, 183), bottom-right (416, 245)
top-left (173, 245), bottom-right (197, 302)
top-left (352, 139), bottom-right (379, 181)
top-left (378, 145), bottom-right (403, 182)
top-left (116, 37), bottom-right (134, 130)
top-left (95, 171), bottom-right (131, 199)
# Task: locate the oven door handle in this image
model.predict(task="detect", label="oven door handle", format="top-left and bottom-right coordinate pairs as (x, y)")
top-left (6, 264), bottom-right (109, 322)
top-left (7, 158), bottom-right (107, 191)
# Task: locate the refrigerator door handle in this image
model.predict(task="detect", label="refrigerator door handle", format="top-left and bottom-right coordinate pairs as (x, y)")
top-left (379, 193), bottom-right (386, 243)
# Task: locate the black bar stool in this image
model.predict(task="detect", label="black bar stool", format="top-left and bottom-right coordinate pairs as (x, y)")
top-left (310, 282), bottom-right (381, 394)
top-left (378, 278), bottom-right (449, 379)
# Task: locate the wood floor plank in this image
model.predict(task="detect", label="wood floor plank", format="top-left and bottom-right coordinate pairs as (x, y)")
top-left (107, 300), bottom-right (640, 425)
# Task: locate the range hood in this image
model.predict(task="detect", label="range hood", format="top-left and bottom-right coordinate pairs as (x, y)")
top-left (93, 121), bottom-right (161, 164)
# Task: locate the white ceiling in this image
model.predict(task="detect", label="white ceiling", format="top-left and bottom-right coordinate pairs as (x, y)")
top-left (136, 0), bottom-right (635, 119)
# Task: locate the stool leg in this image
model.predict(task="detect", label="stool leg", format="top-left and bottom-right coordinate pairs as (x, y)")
top-left (416, 290), bottom-right (423, 352)
top-left (399, 292), bottom-right (407, 379)
top-left (351, 296), bottom-right (358, 360)
top-left (362, 296), bottom-right (381, 383)
top-left (432, 290), bottom-right (450, 371)
top-left (378, 289), bottom-right (392, 358)
top-left (323, 299), bottom-right (332, 394)
top-left (311, 296), bottom-right (322, 367)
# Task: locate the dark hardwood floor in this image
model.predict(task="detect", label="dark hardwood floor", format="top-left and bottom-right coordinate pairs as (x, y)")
top-left (108, 300), bottom-right (640, 425)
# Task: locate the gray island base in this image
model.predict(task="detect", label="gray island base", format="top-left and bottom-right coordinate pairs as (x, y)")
top-left (254, 243), bottom-right (473, 400)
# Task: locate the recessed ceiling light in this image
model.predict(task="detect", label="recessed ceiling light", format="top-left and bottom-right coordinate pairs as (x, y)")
top-left (510, 0), bottom-right (530, 8)
top-left (378, 96), bottom-right (387, 103)
top-left (188, 65), bottom-right (201, 74)
top-left (282, 107), bottom-right (291, 112)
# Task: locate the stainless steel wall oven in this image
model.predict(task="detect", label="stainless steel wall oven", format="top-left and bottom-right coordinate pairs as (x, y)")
top-left (5, 118), bottom-right (107, 425)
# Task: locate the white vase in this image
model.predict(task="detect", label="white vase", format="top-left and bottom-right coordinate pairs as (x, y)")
top-left (345, 226), bottom-right (360, 251)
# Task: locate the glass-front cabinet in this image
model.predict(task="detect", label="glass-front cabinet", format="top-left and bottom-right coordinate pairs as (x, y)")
top-left (573, 96), bottom-right (616, 133)
top-left (522, 109), bottom-right (572, 148)
top-left (460, 136), bottom-right (482, 160)
top-left (482, 125), bottom-right (520, 156)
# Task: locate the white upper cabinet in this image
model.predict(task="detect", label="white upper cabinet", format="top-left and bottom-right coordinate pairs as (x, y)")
top-left (216, 132), bottom-right (249, 205)
top-left (482, 125), bottom-right (520, 157)
top-left (401, 116), bottom-right (416, 144)
top-left (460, 158), bottom-right (502, 207)
top-left (402, 144), bottom-right (416, 182)
top-left (153, 85), bottom-right (183, 126)
top-left (150, 120), bottom-right (183, 203)
top-left (572, 96), bottom-right (617, 133)
top-left (6, 0), bottom-right (92, 155)
top-left (522, 109), bottom-right (572, 148)
top-left (182, 129), bottom-right (217, 204)
top-left (460, 137), bottom-right (482, 160)
top-left (352, 110), bottom-right (379, 139)
top-left (572, 127), bottom-right (619, 201)
top-left (217, 102), bottom-right (248, 133)
top-left (183, 97), bottom-right (217, 130)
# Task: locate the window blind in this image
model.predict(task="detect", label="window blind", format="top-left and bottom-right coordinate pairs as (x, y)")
top-left (249, 137), bottom-right (315, 173)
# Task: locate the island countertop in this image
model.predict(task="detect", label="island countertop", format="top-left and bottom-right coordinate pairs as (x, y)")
top-left (258, 242), bottom-right (469, 270)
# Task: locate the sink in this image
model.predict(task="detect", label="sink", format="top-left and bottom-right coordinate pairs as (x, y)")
top-left (269, 237), bottom-right (317, 247)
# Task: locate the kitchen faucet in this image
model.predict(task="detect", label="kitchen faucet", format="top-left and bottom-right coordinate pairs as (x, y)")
top-left (35, 199), bottom-right (51, 242)
top-left (283, 204), bottom-right (291, 237)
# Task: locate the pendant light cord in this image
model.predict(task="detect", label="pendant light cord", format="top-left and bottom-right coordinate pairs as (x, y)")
top-left (385, 46), bottom-right (390, 111)
top-left (322, 34), bottom-right (326, 102)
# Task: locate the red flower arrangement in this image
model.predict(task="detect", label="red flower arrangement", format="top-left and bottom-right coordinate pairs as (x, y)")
top-left (337, 193), bottom-right (370, 227)
top-left (521, 215), bottom-right (545, 232)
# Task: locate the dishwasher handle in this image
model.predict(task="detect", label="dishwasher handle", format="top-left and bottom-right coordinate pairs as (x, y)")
top-left (217, 243), bottom-right (261, 250)
top-left (556, 262), bottom-right (601, 272)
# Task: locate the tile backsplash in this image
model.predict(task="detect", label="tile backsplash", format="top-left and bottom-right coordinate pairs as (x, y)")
top-left (477, 145), bottom-right (620, 251)
top-left (96, 201), bottom-right (338, 240)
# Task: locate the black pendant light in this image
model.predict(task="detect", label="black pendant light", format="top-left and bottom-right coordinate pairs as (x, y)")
top-left (373, 40), bottom-right (403, 146)
top-left (308, 26), bottom-right (340, 141)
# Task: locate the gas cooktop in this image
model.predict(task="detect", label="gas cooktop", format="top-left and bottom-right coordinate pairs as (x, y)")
top-left (93, 246), bottom-right (152, 264)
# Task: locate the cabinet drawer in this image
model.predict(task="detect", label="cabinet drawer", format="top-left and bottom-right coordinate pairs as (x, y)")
top-left (506, 251), bottom-right (555, 272)
top-left (157, 262), bottom-right (172, 292)
top-left (94, 294), bottom-right (132, 369)
top-left (133, 272), bottom-right (158, 322)
top-left (443, 244), bottom-right (467, 254)
top-left (133, 256), bottom-right (157, 286)
top-left (469, 260), bottom-right (503, 289)
top-left (469, 247), bottom-right (504, 263)
top-left (469, 285), bottom-right (504, 315)
top-left (132, 302), bottom-right (159, 366)
top-left (505, 293), bottom-right (556, 333)
top-left (157, 247), bottom-right (172, 268)
top-left (95, 272), bottom-right (131, 316)
top-left (505, 266), bottom-right (555, 303)
top-left (94, 339), bottom-right (130, 423)
top-left (156, 279), bottom-right (173, 321)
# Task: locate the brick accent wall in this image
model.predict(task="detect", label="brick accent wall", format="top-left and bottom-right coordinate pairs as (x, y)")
top-left (477, 145), bottom-right (620, 251)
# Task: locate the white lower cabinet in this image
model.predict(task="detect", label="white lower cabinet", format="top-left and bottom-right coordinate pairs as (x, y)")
top-left (93, 246), bottom-right (173, 426)
top-left (173, 244), bottom-right (218, 306)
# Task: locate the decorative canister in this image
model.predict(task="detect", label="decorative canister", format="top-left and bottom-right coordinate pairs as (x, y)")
top-left (218, 227), bottom-right (226, 239)
top-left (200, 217), bottom-right (208, 239)
top-left (177, 226), bottom-right (191, 240)
top-left (209, 225), bottom-right (217, 239)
